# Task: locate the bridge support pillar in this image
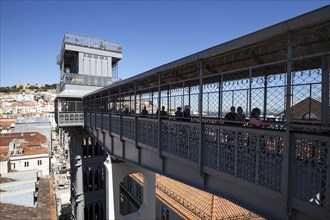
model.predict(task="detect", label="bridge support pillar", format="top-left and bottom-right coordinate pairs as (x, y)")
top-left (68, 129), bottom-right (85, 220)
top-left (104, 157), bottom-right (156, 220)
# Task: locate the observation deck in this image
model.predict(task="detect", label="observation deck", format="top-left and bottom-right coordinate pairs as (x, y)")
top-left (83, 6), bottom-right (330, 220)
top-left (55, 33), bottom-right (122, 127)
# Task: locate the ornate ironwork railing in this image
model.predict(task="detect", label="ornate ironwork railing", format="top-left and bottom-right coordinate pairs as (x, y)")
top-left (87, 111), bottom-right (330, 217)
top-left (61, 73), bottom-right (116, 87)
top-left (56, 100), bottom-right (84, 126)
top-left (58, 112), bottom-right (84, 126)
top-left (64, 33), bottom-right (122, 53)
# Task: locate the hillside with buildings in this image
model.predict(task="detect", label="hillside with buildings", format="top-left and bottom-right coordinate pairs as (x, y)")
top-left (0, 84), bottom-right (60, 220)
top-left (0, 83), bottom-right (57, 131)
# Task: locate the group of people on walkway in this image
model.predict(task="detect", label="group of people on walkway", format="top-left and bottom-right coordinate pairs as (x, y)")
top-left (110, 104), bottom-right (263, 128)
top-left (175, 105), bottom-right (191, 121)
top-left (224, 106), bottom-right (263, 127)
top-left (142, 105), bottom-right (191, 121)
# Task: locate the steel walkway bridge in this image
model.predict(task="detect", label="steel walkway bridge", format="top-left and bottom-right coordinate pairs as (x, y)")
top-left (60, 6), bottom-right (330, 220)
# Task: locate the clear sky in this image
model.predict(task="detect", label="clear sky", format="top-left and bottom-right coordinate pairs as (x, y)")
top-left (1, 0), bottom-right (329, 87)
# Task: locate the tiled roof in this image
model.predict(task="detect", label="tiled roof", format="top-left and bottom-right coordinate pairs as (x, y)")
top-left (0, 132), bottom-right (46, 147)
top-left (16, 144), bottom-right (49, 156)
top-left (0, 119), bottom-right (16, 130)
top-left (0, 176), bottom-right (56, 220)
top-left (130, 173), bottom-right (263, 220)
top-left (0, 132), bottom-right (48, 156)
top-left (0, 146), bottom-right (9, 160)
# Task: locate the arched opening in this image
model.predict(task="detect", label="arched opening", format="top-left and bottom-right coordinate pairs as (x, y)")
top-left (119, 172), bottom-right (144, 216)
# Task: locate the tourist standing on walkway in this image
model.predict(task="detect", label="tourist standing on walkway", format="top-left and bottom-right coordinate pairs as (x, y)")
top-left (225, 106), bottom-right (237, 121)
top-left (236, 106), bottom-right (246, 122)
top-left (175, 107), bottom-right (183, 120)
top-left (160, 106), bottom-right (167, 117)
top-left (249, 108), bottom-right (263, 127)
top-left (141, 106), bottom-right (148, 115)
top-left (183, 105), bottom-right (191, 121)
top-left (111, 106), bottom-right (119, 114)
top-left (224, 106), bottom-right (237, 125)
top-left (123, 107), bottom-right (129, 114)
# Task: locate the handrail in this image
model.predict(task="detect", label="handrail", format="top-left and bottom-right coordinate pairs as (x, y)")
top-left (64, 33), bottom-right (122, 53)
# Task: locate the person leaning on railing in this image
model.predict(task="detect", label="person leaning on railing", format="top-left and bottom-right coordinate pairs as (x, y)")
top-left (236, 106), bottom-right (246, 126)
top-left (141, 106), bottom-right (148, 116)
top-left (249, 108), bottom-right (263, 128)
top-left (175, 107), bottom-right (183, 120)
top-left (182, 105), bottom-right (191, 121)
top-left (224, 106), bottom-right (237, 125)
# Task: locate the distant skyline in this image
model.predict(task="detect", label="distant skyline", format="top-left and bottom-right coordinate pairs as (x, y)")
top-left (1, 0), bottom-right (329, 87)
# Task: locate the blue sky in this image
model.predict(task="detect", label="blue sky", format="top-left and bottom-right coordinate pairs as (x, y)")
top-left (1, 0), bottom-right (329, 87)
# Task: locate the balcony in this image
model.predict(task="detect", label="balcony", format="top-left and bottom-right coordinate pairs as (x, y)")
top-left (60, 73), bottom-right (117, 87)
top-left (64, 33), bottom-right (122, 53)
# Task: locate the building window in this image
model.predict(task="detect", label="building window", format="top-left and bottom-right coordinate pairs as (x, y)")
top-left (161, 205), bottom-right (169, 220)
top-left (37, 160), bottom-right (42, 165)
top-left (24, 161), bottom-right (29, 167)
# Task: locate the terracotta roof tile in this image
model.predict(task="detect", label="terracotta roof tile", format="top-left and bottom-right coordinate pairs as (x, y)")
top-left (129, 173), bottom-right (263, 219)
top-left (0, 118), bottom-right (16, 128)
top-left (0, 132), bottom-right (46, 147)
top-left (154, 174), bottom-right (263, 220)
top-left (0, 146), bottom-right (9, 160)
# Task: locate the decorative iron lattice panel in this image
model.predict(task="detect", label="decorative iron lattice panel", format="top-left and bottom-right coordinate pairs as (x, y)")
top-left (62, 73), bottom-right (115, 87)
top-left (292, 133), bottom-right (329, 208)
top-left (64, 33), bottom-right (122, 53)
top-left (86, 113), bottom-right (90, 126)
top-left (161, 121), bottom-right (200, 163)
top-left (204, 125), bottom-right (284, 192)
top-left (91, 114), bottom-right (95, 127)
top-left (188, 125), bottom-right (200, 163)
top-left (111, 115), bottom-right (120, 135)
top-left (102, 114), bottom-right (109, 131)
top-left (122, 117), bottom-right (135, 140)
top-left (96, 114), bottom-right (101, 129)
top-left (257, 133), bottom-right (283, 192)
top-left (58, 113), bottom-right (84, 125)
top-left (137, 118), bottom-right (158, 148)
